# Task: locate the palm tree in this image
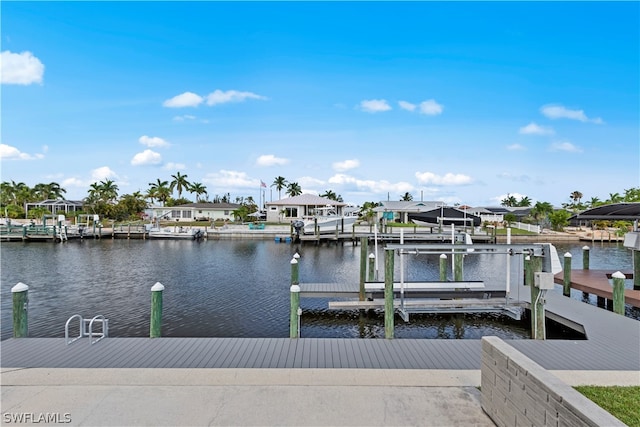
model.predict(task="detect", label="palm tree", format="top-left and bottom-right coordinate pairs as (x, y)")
top-left (530, 201), bottom-right (553, 225)
top-left (608, 192), bottom-right (623, 203)
top-left (148, 179), bottom-right (171, 206)
top-left (170, 172), bottom-right (190, 199)
top-left (517, 196), bottom-right (532, 207)
top-left (501, 194), bottom-right (518, 207)
top-left (286, 182), bottom-right (302, 197)
top-left (623, 187), bottom-right (640, 202)
top-left (98, 179), bottom-right (119, 203)
top-left (570, 191), bottom-right (583, 205)
top-left (190, 182), bottom-right (207, 202)
top-left (400, 192), bottom-right (413, 201)
top-left (587, 197), bottom-right (601, 208)
top-left (272, 176), bottom-right (288, 200)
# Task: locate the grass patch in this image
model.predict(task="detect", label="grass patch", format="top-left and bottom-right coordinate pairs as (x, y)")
top-left (493, 227), bottom-right (537, 236)
top-left (574, 386), bottom-right (640, 426)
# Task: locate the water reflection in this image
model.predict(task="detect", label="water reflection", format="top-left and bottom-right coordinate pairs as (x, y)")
top-left (0, 239), bottom-right (634, 340)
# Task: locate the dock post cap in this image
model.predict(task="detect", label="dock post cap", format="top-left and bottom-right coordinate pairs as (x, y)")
top-left (151, 282), bottom-right (165, 291)
top-left (290, 258), bottom-right (298, 265)
top-left (611, 271), bottom-right (626, 279)
top-left (440, 253), bottom-right (447, 259)
top-left (564, 252), bottom-right (572, 257)
top-left (290, 284), bottom-right (300, 293)
top-left (582, 245), bottom-right (590, 250)
top-left (369, 253), bottom-right (375, 259)
top-left (11, 282), bottom-right (29, 293)
top-left (293, 252), bottom-right (300, 259)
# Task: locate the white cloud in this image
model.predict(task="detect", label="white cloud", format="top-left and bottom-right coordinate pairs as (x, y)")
top-left (163, 92), bottom-right (204, 108)
top-left (139, 135), bottom-right (170, 148)
top-left (550, 141), bottom-right (582, 153)
top-left (328, 173), bottom-right (413, 193)
top-left (519, 122), bottom-right (555, 135)
top-left (497, 173), bottom-right (530, 182)
top-left (91, 166), bottom-right (119, 182)
top-left (0, 144), bottom-right (44, 160)
top-left (360, 99), bottom-right (392, 113)
top-left (419, 99), bottom-right (443, 115)
top-left (506, 144), bottom-right (526, 151)
top-left (172, 115), bottom-right (197, 122)
top-left (415, 171), bottom-right (472, 185)
top-left (206, 89), bottom-right (267, 106)
top-left (203, 170), bottom-right (256, 188)
top-left (398, 101), bottom-right (416, 112)
top-left (131, 149), bottom-right (162, 166)
top-left (332, 159), bottom-right (360, 172)
top-left (163, 162), bottom-right (186, 170)
top-left (298, 176), bottom-right (325, 188)
top-left (540, 104), bottom-right (603, 124)
top-left (61, 177), bottom-right (87, 189)
top-left (256, 154), bottom-right (289, 167)
top-left (1, 51), bottom-right (44, 85)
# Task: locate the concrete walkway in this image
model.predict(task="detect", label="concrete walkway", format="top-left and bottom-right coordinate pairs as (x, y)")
top-left (1, 368), bottom-right (493, 426)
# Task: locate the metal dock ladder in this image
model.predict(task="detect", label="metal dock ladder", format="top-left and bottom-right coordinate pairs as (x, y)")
top-left (65, 314), bottom-right (109, 345)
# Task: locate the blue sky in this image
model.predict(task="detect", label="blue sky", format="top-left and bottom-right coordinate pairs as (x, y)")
top-left (2, 1), bottom-right (638, 207)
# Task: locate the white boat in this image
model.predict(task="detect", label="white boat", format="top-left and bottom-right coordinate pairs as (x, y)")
top-left (301, 206), bottom-right (359, 235)
top-left (146, 224), bottom-right (204, 240)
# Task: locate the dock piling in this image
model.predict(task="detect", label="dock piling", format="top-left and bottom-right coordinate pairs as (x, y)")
top-left (150, 282), bottom-right (164, 338)
top-left (611, 271), bottom-right (626, 315)
top-left (359, 237), bottom-right (368, 301)
top-left (290, 256), bottom-right (299, 286)
top-left (11, 282), bottom-right (29, 338)
top-left (368, 253), bottom-right (376, 282)
top-left (439, 254), bottom-right (447, 281)
top-left (563, 252), bottom-right (572, 297)
top-left (384, 248), bottom-right (394, 339)
top-left (290, 282), bottom-right (301, 338)
top-left (582, 246), bottom-right (590, 270)
top-left (529, 256), bottom-right (545, 340)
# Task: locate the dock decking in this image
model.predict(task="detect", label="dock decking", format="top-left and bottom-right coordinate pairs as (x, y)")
top-left (2, 284), bottom-right (639, 372)
top-left (554, 269), bottom-right (640, 307)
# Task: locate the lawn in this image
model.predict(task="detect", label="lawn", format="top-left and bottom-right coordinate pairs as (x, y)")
top-left (575, 386), bottom-right (640, 426)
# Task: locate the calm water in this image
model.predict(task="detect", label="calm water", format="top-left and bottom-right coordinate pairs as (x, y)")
top-left (0, 239), bottom-right (634, 340)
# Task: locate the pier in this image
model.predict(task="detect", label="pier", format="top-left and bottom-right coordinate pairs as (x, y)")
top-left (554, 269), bottom-right (639, 308)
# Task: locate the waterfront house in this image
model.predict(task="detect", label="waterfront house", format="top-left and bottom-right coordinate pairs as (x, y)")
top-left (372, 201), bottom-right (444, 224)
top-left (148, 202), bottom-right (240, 223)
top-left (265, 194), bottom-right (349, 223)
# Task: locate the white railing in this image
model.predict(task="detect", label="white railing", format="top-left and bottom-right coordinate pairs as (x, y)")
top-left (512, 222), bottom-right (541, 234)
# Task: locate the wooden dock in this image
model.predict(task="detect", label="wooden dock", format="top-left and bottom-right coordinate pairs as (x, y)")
top-left (1, 285), bottom-right (638, 372)
top-left (297, 232), bottom-right (493, 246)
top-left (554, 269), bottom-right (640, 308)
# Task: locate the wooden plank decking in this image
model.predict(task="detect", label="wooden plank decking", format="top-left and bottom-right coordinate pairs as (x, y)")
top-left (554, 269), bottom-right (640, 307)
top-left (2, 284), bottom-right (639, 372)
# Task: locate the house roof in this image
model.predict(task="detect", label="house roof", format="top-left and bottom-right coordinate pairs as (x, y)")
top-left (26, 199), bottom-right (84, 207)
top-left (152, 202), bottom-right (241, 210)
top-left (266, 194), bottom-right (347, 207)
top-left (573, 203), bottom-right (640, 220)
top-left (373, 201), bottom-right (443, 212)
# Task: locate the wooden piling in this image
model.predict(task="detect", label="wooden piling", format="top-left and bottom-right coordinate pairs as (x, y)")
top-left (150, 282), bottom-right (164, 338)
top-left (368, 253), bottom-right (376, 282)
top-left (384, 248), bottom-right (394, 339)
top-left (359, 237), bottom-right (368, 301)
top-left (563, 252), bottom-right (572, 297)
top-left (634, 250), bottom-right (640, 291)
top-left (582, 246), bottom-right (590, 270)
top-left (612, 271), bottom-right (626, 315)
top-left (439, 254), bottom-right (447, 281)
top-left (454, 251), bottom-right (463, 282)
top-left (530, 256), bottom-right (544, 340)
top-left (11, 282), bottom-right (29, 338)
top-left (290, 257), bottom-right (299, 286)
top-left (290, 282), bottom-right (301, 338)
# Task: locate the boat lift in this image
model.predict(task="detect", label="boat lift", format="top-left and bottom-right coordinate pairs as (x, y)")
top-left (384, 242), bottom-right (561, 322)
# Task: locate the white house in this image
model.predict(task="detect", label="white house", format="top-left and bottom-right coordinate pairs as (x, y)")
top-left (147, 202), bottom-right (241, 223)
top-left (265, 194), bottom-right (349, 223)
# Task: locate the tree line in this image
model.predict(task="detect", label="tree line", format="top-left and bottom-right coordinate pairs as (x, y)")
top-left (1, 176), bottom-right (638, 228)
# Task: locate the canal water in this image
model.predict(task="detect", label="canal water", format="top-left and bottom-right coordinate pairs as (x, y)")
top-left (0, 239), bottom-right (634, 340)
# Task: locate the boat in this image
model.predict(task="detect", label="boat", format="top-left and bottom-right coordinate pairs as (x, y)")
top-left (301, 206), bottom-right (359, 235)
top-left (146, 224), bottom-right (204, 240)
